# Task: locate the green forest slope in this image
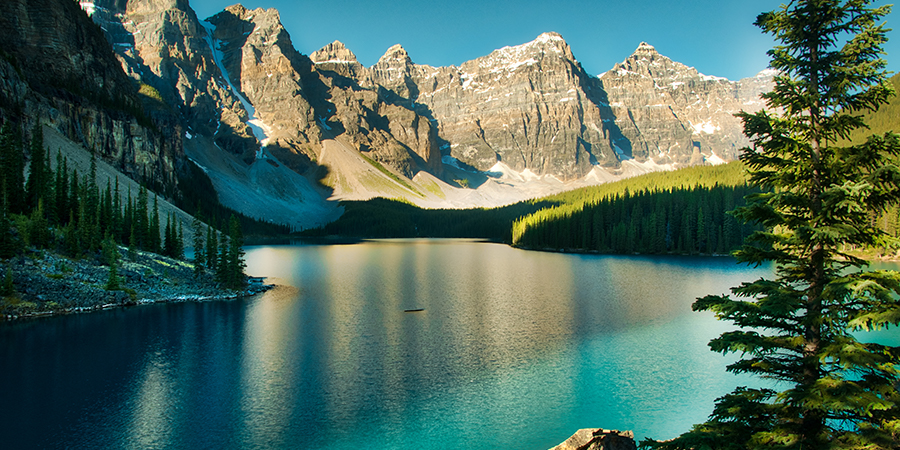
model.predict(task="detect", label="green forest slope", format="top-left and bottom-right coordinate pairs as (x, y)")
top-left (847, 72), bottom-right (900, 144)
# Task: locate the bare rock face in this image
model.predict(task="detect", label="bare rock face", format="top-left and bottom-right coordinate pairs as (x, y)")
top-left (397, 32), bottom-right (621, 180)
top-left (310, 40), bottom-right (365, 79)
top-left (88, 0), bottom-right (258, 159)
top-left (598, 42), bottom-right (773, 165)
top-left (343, 34), bottom-right (771, 180)
top-left (91, 0), bottom-right (444, 179)
top-left (205, 4), bottom-right (321, 166)
top-left (0, 0), bottom-right (182, 188)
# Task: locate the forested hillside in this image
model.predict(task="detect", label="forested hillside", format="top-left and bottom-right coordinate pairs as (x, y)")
top-left (310, 198), bottom-right (556, 242)
top-left (0, 120), bottom-right (250, 295)
top-left (510, 162), bottom-right (760, 253)
top-left (512, 185), bottom-right (761, 254)
top-left (846, 72), bottom-right (900, 144)
top-left (316, 162), bottom-right (761, 253)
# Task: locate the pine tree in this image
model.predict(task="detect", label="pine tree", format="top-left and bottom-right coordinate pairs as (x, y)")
top-left (0, 122), bottom-right (26, 215)
top-left (54, 151), bottom-right (68, 225)
top-left (100, 180), bottom-right (113, 236)
top-left (0, 200), bottom-right (16, 259)
top-left (647, 1), bottom-right (900, 449)
top-left (149, 194), bottom-right (160, 253)
top-left (206, 224), bottom-right (218, 272)
top-left (103, 235), bottom-right (121, 291)
top-left (176, 220), bottom-right (184, 260)
top-left (216, 229), bottom-right (228, 285)
top-left (27, 200), bottom-right (50, 249)
top-left (226, 215), bottom-right (246, 289)
top-left (192, 212), bottom-right (205, 276)
top-left (69, 168), bottom-right (80, 226)
top-left (25, 123), bottom-right (47, 211)
top-left (136, 185), bottom-right (148, 249)
top-left (163, 213), bottom-right (173, 257)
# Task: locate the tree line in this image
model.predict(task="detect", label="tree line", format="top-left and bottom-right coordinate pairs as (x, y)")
top-left (0, 120), bottom-right (248, 290)
top-left (511, 184), bottom-right (761, 254)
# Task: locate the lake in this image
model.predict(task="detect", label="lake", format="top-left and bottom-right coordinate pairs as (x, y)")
top-left (2, 239), bottom-right (892, 449)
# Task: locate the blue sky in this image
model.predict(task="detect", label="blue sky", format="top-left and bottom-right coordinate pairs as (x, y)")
top-left (190, 0), bottom-right (899, 81)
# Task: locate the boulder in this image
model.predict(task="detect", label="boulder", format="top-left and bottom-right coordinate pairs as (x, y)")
top-left (550, 428), bottom-right (637, 450)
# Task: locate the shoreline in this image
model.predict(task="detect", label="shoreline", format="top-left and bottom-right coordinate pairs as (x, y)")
top-left (3, 279), bottom-right (274, 322)
top-left (1, 246), bottom-right (274, 323)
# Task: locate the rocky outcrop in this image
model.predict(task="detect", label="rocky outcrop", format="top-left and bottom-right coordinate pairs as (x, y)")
top-left (0, 0), bottom-right (182, 188)
top-left (401, 32), bottom-right (620, 179)
top-left (89, 0), bottom-right (444, 179)
top-left (550, 429), bottom-right (637, 450)
top-left (204, 4), bottom-right (321, 166)
top-left (598, 42), bottom-right (774, 165)
top-left (310, 40), bottom-right (366, 78)
top-left (86, 0), bottom-right (261, 161)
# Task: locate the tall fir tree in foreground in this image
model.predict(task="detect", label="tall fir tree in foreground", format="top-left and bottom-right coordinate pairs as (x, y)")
top-left (646, 1), bottom-right (900, 449)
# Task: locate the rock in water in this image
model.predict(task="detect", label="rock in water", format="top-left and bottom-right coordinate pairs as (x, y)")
top-left (550, 428), bottom-right (637, 450)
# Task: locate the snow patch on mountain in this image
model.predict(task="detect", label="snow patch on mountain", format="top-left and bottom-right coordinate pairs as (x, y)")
top-left (200, 20), bottom-right (272, 150)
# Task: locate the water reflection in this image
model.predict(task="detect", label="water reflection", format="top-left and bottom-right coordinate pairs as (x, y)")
top-left (128, 350), bottom-right (175, 448)
top-left (9, 240), bottom-right (892, 449)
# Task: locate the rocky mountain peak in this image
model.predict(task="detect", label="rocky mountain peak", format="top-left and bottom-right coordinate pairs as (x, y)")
top-left (311, 40), bottom-right (359, 64)
top-left (635, 42), bottom-right (657, 54)
top-left (224, 3), bottom-right (249, 16)
top-left (467, 31), bottom-right (575, 73)
top-left (378, 44), bottom-right (413, 65)
top-left (606, 42), bottom-right (696, 80)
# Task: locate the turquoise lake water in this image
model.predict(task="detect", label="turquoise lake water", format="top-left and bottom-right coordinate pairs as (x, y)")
top-left (2, 240), bottom-right (895, 449)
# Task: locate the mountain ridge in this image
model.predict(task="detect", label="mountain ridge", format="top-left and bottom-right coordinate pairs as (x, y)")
top-left (1, 0), bottom-right (773, 230)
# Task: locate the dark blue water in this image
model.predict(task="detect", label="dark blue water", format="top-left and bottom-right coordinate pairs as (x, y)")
top-left (2, 240), bottom-right (890, 449)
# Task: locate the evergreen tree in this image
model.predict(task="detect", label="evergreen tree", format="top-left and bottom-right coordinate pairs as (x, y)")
top-left (163, 213), bottom-right (173, 257)
top-left (206, 224), bottom-right (218, 272)
top-left (25, 123), bottom-right (47, 211)
top-left (27, 200), bottom-right (50, 249)
top-left (105, 262), bottom-right (121, 291)
top-left (54, 152), bottom-right (68, 225)
top-left (149, 194), bottom-right (160, 253)
top-left (69, 168), bottom-right (80, 226)
top-left (226, 214), bottom-right (246, 289)
top-left (192, 212), bottom-right (205, 276)
top-left (176, 220), bottom-right (184, 260)
top-left (100, 180), bottom-right (113, 236)
top-left (103, 235), bottom-right (121, 291)
top-left (647, 2), bottom-right (900, 449)
top-left (216, 228), bottom-right (228, 285)
top-left (136, 185), bottom-right (148, 249)
top-left (0, 200), bottom-right (16, 259)
top-left (0, 122), bottom-right (26, 215)
top-left (112, 178), bottom-right (122, 241)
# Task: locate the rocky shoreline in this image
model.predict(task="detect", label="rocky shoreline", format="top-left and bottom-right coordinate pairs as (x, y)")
top-left (1, 247), bottom-right (272, 321)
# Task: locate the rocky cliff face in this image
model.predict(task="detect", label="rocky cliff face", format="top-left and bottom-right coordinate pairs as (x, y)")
top-left (0, 0), bottom-right (182, 188)
top-left (406, 32), bottom-right (619, 179)
top-left (89, 0), bottom-right (443, 179)
top-left (598, 42), bottom-right (774, 165)
top-left (86, 0), bottom-right (266, 162)
top-left (322, 34), bottom-right (771, 181)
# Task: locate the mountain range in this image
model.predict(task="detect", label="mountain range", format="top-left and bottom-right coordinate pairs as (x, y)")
top-left (0, 0), bottom-right (773, 230)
